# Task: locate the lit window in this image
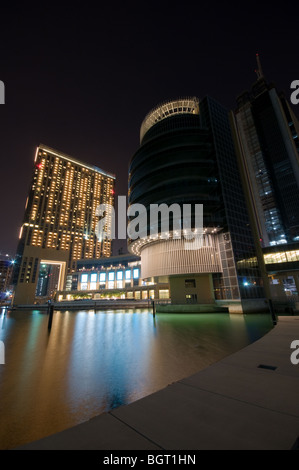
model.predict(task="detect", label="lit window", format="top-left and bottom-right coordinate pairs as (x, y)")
top-left (117, 271), bottom-right (123, 280)
top-left (90, 273), bottom-right (97, 283)
top-left (133, 268), bottom-right (139, 279)
top-left (159, 289), bottom-right (169, 299)
top-left (149, 290), bottom-right (155, 299)
top-left (108, 272), bottom-right (115, 281)
top-left (125, 270), bottom-right (131, 280)
top-left (99, 273), bottom-right (106, 282)
top-left (81, 274), bottom-right (88, 283)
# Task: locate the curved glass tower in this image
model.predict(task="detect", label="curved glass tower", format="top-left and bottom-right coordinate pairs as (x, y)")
top-left (129, 97), bottom-right (223, 232)
top-left (128, 97), bottom-right (267, 313)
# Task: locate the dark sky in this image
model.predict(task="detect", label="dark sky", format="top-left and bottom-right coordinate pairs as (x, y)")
top-left (0, 1), bottom-right (298, 257)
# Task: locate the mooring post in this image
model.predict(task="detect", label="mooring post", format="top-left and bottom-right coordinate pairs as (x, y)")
top-left (152, 300), bottom-right (156, 318)
top-left (48, 303), bottom-right (54, 330)
top-left (268, 298), bottom-right (277, 325)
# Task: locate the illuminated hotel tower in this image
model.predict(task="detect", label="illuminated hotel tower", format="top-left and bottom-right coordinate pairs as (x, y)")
top-left (13, 144), bottom-right (115, 305)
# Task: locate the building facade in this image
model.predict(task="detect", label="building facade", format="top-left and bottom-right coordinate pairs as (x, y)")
top-left (0, 255), bottom-right (13, 302)
top-left (56, 253), bottom-right (170, 302)
top-left (128, 97), bottom-right (267, 313)
top-left (230, 55), bottom-right (299, 312)
top-left (231, 55), bottom-right (299, 247)
top-left (13, 144), bottom-right (115, 305)
top-left (263, 243), bottom-right (299, 303)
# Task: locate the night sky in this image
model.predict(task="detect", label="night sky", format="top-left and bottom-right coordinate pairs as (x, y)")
top-left (0, 2), bottom-right (298, 257)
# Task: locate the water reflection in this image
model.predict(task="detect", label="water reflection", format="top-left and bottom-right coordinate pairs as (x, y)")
top-left (0, 309), bottom-right (273, 449)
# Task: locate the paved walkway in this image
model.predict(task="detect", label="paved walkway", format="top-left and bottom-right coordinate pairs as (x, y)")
top-left (16, 316), bottom-right (299, 450)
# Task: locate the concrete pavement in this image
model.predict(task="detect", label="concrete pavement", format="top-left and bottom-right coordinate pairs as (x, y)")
top-left (16, 315), bottom-right (299, 450)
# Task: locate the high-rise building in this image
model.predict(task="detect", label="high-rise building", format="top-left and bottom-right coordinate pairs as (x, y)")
top-left (230, 55), bottom-right (299, 309)
top-left (13, 144), bottom-right (115, 305)
top-left (0, 254), bottom-right (13, 301)
top-left (128, 97), bottom-right (267, 313)
top-left (231, 54), bottom-right (299, 247)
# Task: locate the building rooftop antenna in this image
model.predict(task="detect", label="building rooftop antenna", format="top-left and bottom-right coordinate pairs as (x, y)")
top-left (255, 52), bottom-right (264, 80)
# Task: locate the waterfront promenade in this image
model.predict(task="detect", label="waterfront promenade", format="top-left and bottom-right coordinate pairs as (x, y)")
top-left (16, 315), bottom-right (299, 450)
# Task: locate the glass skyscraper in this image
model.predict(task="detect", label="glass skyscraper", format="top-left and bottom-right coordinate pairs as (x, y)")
top-left (128, 97), bottom-right (267, 313)
top-left (231, 56), bottom-right (299, 247)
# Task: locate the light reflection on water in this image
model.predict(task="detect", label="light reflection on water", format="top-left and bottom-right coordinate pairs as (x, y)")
top-left (0, 308), bottom-right (273, 449)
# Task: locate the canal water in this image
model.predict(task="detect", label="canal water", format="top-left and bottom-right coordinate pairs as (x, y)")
top-left (0, 308), bottom-right (274, 449)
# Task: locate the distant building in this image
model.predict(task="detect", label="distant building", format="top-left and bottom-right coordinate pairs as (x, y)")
top-left (128, 97), bottom-right (267, 313)
top-left (231, 54), bottom-right (299, 247)
top-left (56, 253), bottom-right (169, 301)
top-left (0, 255), bottom-right (13, 300)
top-left (13, 144), bottom-right (115, 305)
